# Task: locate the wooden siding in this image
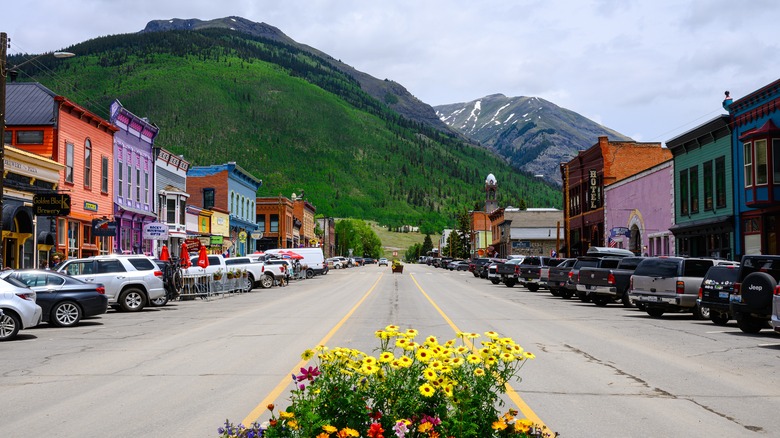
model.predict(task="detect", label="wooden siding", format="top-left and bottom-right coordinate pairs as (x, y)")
top-left (673, 134), bottom-right (733, 224)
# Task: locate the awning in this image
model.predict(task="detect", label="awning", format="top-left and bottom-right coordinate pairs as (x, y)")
top-left (37, 231), bottom-right (55, 246)
top-left (669, 215), bottom-right (733, 236)
top-left (2, 204), bottom-right (34, 234)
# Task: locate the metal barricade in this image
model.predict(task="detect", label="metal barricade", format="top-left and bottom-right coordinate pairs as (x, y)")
top-left (180, 273), bottom-right (210, 299)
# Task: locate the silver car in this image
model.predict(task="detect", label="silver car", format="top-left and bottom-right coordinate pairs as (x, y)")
top-left (0, 278), bottom-right (42, 341)
top-left (57, 255), bottom-right (165, 312)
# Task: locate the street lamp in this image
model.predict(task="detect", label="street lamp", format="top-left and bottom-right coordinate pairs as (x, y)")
top-left (0, 32), bottom-right (75, 267)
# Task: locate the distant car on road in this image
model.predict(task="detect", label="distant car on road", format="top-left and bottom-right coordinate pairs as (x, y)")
top-left (378, 258), bottom-right (389, 266)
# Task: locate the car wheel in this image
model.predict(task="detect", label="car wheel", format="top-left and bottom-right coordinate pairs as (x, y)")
top-left (710, 312), bottom-right (730, 326)
top-left (549, 288), bottom-right (560, 297)
top-left (306, 269), bottom-right (314, 279)
top-left (646, 308), bottom-right (664, 318)
top-left (51, 301), bottom-right (82, 327)
top-left (244, 274), bottom-right (255, 293)
top-left (0, 311), bottom-right (21, 341)
top-left (592, 296), bottom-right (609, 307)
top-left (490, 278), bottom-right (500, 285)
top-left (119, 288), bottom-right (146, 312)
top-left (260, 274), bottom-right (274, 289)
top-left (621, 291), bottom-right (634, 308)
top-left (527, 284), bottom-right (539, 292)
top-left (505, 279), bottom-right (516, 288)
top-left (150, 293), bottom-right (169, 307)
top-left (578, 293), bottom-right (591, 303)
top-left (735, 312), bottom-right (765, 334)
top-left (695, 304), bottom-right (710, 320)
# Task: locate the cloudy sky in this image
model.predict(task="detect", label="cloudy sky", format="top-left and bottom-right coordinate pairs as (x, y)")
top-left (4, 0), bottom-right (779, 143)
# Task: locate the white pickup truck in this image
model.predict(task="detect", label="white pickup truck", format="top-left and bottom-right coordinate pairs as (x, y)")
top-left (185, 254), bottom-right (285, 292)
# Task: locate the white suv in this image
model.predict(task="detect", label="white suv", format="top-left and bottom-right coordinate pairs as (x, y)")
top-left (57, 255), bottom-right (165, 312)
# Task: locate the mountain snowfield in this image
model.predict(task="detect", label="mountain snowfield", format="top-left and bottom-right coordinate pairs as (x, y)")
top-left (435, 94), bottom-right (631, 185)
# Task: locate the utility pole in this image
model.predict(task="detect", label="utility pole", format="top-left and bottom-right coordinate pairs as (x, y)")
top-left (0, 32), bottom-right (8, 268)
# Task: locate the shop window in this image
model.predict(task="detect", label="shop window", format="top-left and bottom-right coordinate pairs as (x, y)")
top-left (179, 199), bottom-right (186, 225)
top-left (84, 139), bottom-right (92, 188)
top-left (82, 224), bottom-right (91, 245)
top-left (136, 168), bottom-right (141, 201)
top-left (127, 163), bottom-right (132, 201)
top-left (715, 156), bottom-right (726, 209)
top-left (57, 218), bottom-right (67, 245)
top-left (167, 198), bottom-right (176, 224)
top-left (755, 139), bottom-right (768, 185)
top-left (144, 173), bottom-right (149, 205)
top-left (257, 215), bottom-right (266, 232)
top-left (65, 142), bottom-right (74, 183)
top-left (3, 130), bottom-right (11, 144)
top-left (689, 165), bottom-right (699, 214)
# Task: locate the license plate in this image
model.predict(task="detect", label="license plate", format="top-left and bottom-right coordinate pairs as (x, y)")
top-left (559, 282), bottom-right (565, 287)
top-left (718, 292), bottom-right (729, 299)
top-left (730, 295), bottom-right (741, 303)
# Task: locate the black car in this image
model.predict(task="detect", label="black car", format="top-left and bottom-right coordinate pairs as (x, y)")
top-left (698, 264), bottom-right (739, 325)
top-left (1, 270), bottom-right (108, 327)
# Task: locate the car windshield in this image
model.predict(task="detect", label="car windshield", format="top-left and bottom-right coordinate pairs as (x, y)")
top-left (634, 258), bottom-right (679, 277)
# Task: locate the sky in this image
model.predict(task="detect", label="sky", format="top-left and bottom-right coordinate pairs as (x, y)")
top-left (4, 0), bottom-right (779, 143)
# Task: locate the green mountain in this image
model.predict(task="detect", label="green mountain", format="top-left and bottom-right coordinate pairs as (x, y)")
top-left (13, 17), bottom-right (561, 232)
top-left (435, 94), bottom-right (633, 186)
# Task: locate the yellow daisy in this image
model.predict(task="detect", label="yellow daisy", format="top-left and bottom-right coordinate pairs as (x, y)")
top-left (419, 383), bottom-right (435, 397)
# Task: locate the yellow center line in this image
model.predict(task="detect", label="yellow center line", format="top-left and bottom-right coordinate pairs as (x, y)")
top-left (241, 273), bottom-right (385, 426)
top-left (410, 273), bottom-right (548, 430)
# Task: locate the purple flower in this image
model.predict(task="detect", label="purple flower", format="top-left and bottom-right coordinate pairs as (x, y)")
top-left (296, 366), bottom-right (321, 382)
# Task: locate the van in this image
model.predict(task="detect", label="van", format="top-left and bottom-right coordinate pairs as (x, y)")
top-left (263, 248), bottom-right (326, 278)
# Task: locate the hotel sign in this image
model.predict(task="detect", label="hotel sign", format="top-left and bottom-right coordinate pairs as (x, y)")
top-left (589, 170), bottom-right (601, 209)
top-left (33, 194), bottom-right (71, 216)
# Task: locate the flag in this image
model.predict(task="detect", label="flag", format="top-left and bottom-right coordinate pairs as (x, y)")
top-left (608, 237), bottom-right (618, 248)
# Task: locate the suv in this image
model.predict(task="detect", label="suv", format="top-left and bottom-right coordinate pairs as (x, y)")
top-left (58, 255), bottom-right (165, 312)
top-left (698, 264), bottom-right (740, 325)
top-left (629, 257), bottom-right (717, 317)
top-left (730, 255), bottom-right (780, 333)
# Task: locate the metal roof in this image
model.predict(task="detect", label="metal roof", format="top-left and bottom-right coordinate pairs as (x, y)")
top-left (5, 82), bottom-right (58, 126)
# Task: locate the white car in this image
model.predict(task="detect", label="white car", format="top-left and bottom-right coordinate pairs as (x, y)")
top-left (0, 278), bottom-right (42, 341)
top-left (326, 258), bottom-right (344, 269)
top-left (378, 258), bottom-right (389, 266)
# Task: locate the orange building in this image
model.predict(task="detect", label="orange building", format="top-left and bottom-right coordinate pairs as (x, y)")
top-left (256, 196), bottom-right (295, 250)
top-left (5, 83), bottom-right (116, 260)
top-left (560, 136), bottom-right (671, 256)
top-left (293, 196), bottom-right (317, 247)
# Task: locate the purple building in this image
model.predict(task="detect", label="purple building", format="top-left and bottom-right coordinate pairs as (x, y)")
top-left (604, 160), bottom-right (675, 256)
top-left (109, 100), bottom-right (158, 255)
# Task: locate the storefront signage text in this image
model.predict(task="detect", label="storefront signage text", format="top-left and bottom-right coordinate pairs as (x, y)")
top-left (33, 194), bottom-right (71, 216)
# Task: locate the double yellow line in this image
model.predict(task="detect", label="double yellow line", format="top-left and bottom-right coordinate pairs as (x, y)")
top-left (242, 272), bottom-right (548, 431)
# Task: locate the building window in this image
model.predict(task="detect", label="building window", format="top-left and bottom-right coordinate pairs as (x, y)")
top-left (179, 199), bottom-right (186, 225)
top-left (755, 139), bottom-right (768, 185)
top-left (65, 142), bottom-right (74, 183)
top-left (679, 168), bottom-right (689, 215)
top-left (715, 156), bottom-right (726, 209)
top-left (230, 192), bottom-right (235, 213)
top-left (16, 130), bottom-right (43, 144)
top-left (257, 215), bottom-right (266, 232)
top-left (101, 156), bottom-right (109, 193)
top-left (774, 139), bottom-right (780, 184)
top-left (118, 163), bottom-right (123, 197)
top-left (689, 165), bottom-right (699, 214)
top-left (144, 173), bottom-right (149, 204)
top-left (703, 161), bottom-right (713, 211)
top-left (203, 188), bottom-right (215, 209)
top-left (84, 139), bottom-right (92, 188)
top-left (270, 214), bottom-right (279, 232)
top-left (57, 218), bottom-right (67, 245)
top-left (136, 168), bottom-right (141, 201)
top-left (127, 163), bottom-right (132, 200)
top-left (744, 142), bottom-right (753, 187)
top-left (167, 198), bottom-right (176, 224)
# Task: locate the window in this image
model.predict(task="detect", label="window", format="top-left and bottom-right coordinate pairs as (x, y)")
top-left (57, 218), bottom-right (67, 245)
top-left (744, 142), bottom-right (753, 186)
top-left (167, 198), bottom-right (176, 224)
top-left (84, 139), bottom-right (92, 188)
top-left (144, 173), bottom-right (149, 204)
top-left (179, 199), bottom-right (186, 225)
top-left (101, 156), bottom-right (109, 193)
top-left (689, 165), bottom-right (699, 214)
top-left (715, 156), bottom-right (726, 209)
top-left (16, 130), bottom-right (43, 144)
top-left (82, 224), bottom-right (91, 245)
top-left (203, 188), bottom-right (215, 209)
top-left (127, 164), bottom-right (132, 200)
top-left (257, 214), bottom-right (266, 232)
top-left (270, 214), bottom-right (279, 232)
top-left (679, 168), bottom-right (689, 215)
top-left (703, 161), bottom-right (713, 211)
top-left (3, 130), bottom-right (11, 144)
top-left (230, 192), bottom-right (235, 213)
top-left (65, 142), bottom-right (74, 183)
top-left (118, 163), bottom-right (123, 197)
top-left (136, 168), bottom-right (141, 201)
top-left (774, 139), bottom-right (780, 184)
top-left (755, 139), bottom-right (768, 185)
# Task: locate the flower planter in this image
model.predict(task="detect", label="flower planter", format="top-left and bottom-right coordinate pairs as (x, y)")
top-left (391, 265), bottom-right (404, 273)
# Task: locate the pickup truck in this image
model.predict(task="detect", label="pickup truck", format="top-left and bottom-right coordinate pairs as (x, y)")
top-left (729, 255), bottom-right (780, 333)
top-left (516, 256), bottom-right (559, 292)
top-left (559, 257), bottom-right (602, 300)
top-left (629, 257), bottom-right (718, 317)
top-left (495, 258), bottom-right (525, 287)
top-left (545, 258), bottom-right (576, 296)
top-left (225, 256), bottom-right (286, 291)
top-left (576, 257), bottom-right (644, 307)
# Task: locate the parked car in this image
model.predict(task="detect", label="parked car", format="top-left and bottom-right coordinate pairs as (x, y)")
top-left (263, 248), bottom-right (327, 277)
top-left (57, 255), bottom-right (165, 312)
top-left (495, 258), bottom-right (526, 287)
top-left (225, 256), bottom-right (285, 291)
top-left (0, 270), bottom-right (108, 327)
top-left (445, 259), bottom-right (463, 270)
top-left (326, 258), bottom-right (344, 269)
top-left (545, 258), bottom-right (577, 296)
top-left (730, 255), bottom-right (780, 333)
top-left (487, 260), bottom-right (506, 284)
top-left (363, 258), bottom-right (377, 265)
top-left (698, 264), bottom-right (740, 325)
top-left (516, 256), bottom-right (559, 292)
top-left (629, 257), bottom-right (719, 318)
top-left (561, 257), bottom-right (602, 300)
top-left (470, 257), bottom-right (501, 279)
top-left (378, 258), bottom-right (389, 266)
top-left (453, 260), bottom-right (471, 271)
top-left (0, 278), bottom-right (42, 341)
top-left (576, 257), bottom-right (644, 307)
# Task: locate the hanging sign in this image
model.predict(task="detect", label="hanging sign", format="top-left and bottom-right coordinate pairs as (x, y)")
top-left (92, 218), bottom-right (117, 236)
top-left (143, 222), bottom-right (169, 240)
top-left (33, 194), bottom-right (71, 216)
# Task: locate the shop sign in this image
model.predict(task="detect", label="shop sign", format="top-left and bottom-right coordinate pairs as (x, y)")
top-left (185, 238), bottom-right (201, 252)
top-left (238, 231), bottom-right (247, 243)
top-left (143, 222), bottom-right (169, 240)
top-left (210, 235), bottom-right (224, 245)
top-left (251, 231), bottom-right (263, 240)
top-left (84, 201), bottom-right (99, 212)
top-left (198, 236), bottom-right (210, 248)
top-left (589, 170), bottom-right (601, 209)
top-left (92, 219), bottom-right (117, 236)
top-left (33, 194), bottom-right (71, 216)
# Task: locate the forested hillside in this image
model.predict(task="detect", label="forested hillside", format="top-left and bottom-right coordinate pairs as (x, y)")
top-left (15, 27), bottom-right (561, 231)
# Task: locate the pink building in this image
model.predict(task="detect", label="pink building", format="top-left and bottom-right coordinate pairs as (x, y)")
top-left (603, 160), bottom-right (675, 256)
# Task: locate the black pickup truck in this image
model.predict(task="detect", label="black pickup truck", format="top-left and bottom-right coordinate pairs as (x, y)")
top-left (575, 257), bottom-right (644, 307)
top-left (729, 255), bottom-right (780, 333)
top-left (495, 258), bottom-right (525, 287)
top-left (545, 258), bottom-right (576, 296)
top-left (515, 256), bottom-right (559, 292)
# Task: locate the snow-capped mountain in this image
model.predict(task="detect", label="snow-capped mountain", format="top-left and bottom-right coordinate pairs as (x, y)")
top-left (435, 94), bottom-right (631, 185)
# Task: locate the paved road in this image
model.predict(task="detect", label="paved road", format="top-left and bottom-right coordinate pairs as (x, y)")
top-left (1, 264), bottom-right (778, 437)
